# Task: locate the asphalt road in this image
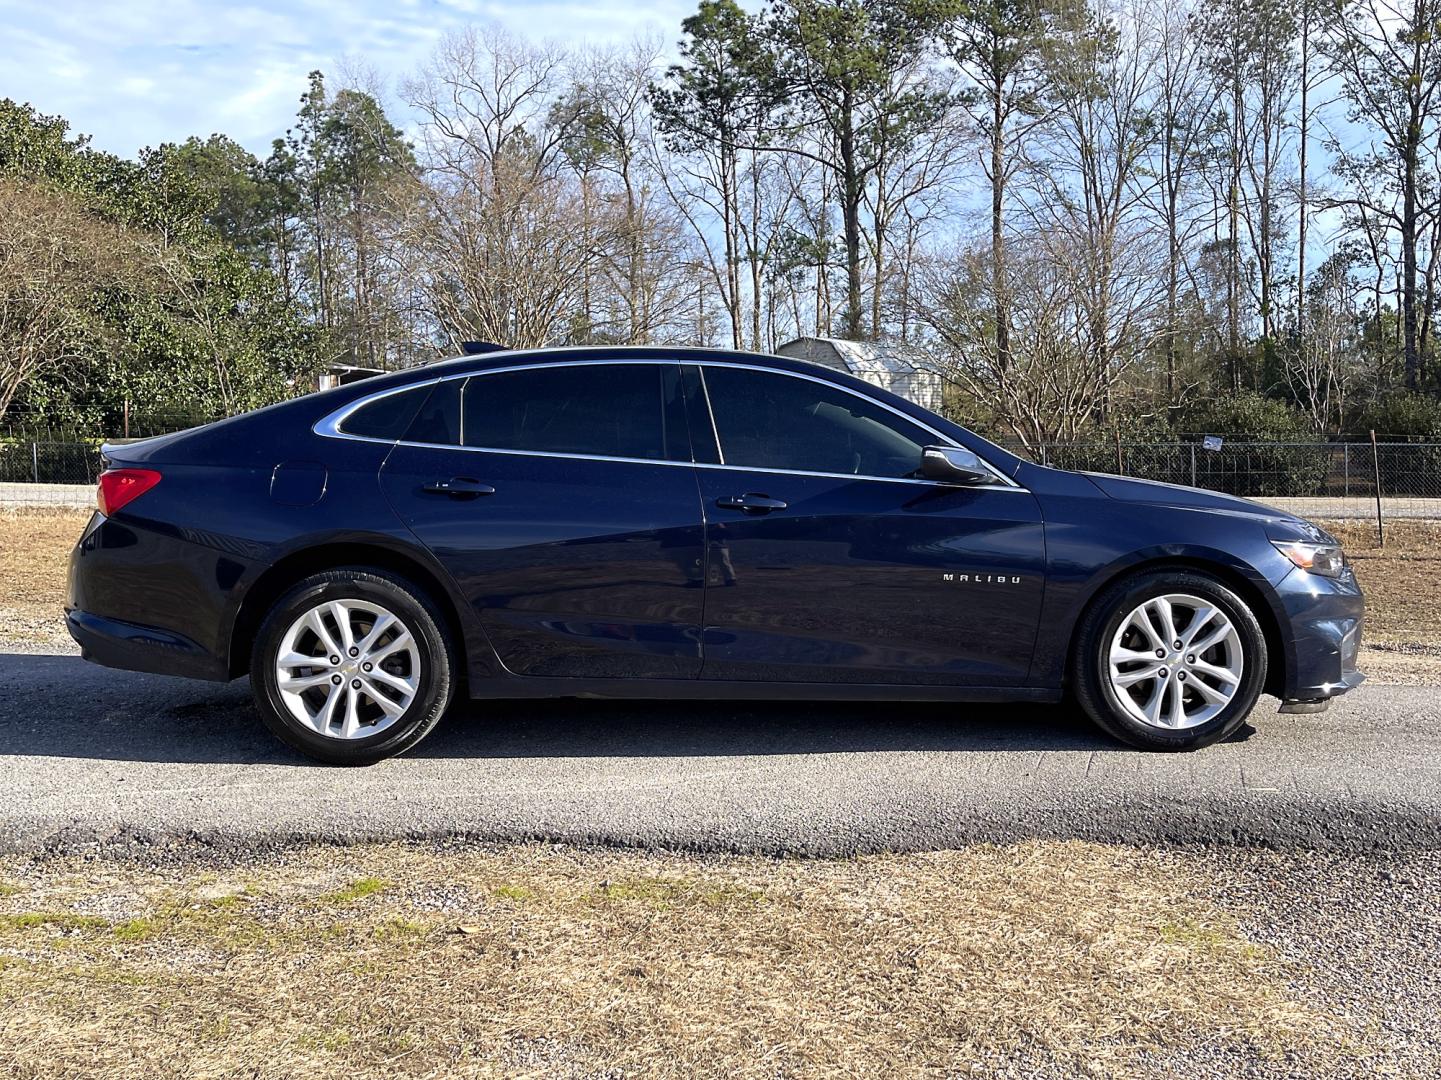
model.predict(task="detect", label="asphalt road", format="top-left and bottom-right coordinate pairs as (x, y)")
top-left (1, 649), bottom-right (1438, 857)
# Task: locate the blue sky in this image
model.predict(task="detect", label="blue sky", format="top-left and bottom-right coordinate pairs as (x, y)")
top-left (0, 0), bottom-right (700, 156)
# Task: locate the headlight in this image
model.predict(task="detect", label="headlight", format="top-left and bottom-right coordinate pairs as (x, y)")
top-left (1272, 540), bottom-right (1345, 578)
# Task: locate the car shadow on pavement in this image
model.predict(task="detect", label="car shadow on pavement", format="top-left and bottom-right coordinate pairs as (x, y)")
top-left (1, 652), bottom-right (1136, 765)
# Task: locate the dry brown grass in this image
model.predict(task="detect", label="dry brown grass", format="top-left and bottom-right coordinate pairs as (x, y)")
top-left (0, 841), bottom-right (1358, 1079)
top-left (1318, 520), bottom-right (1441, 645)
top-left (0, 508), bottom-right (85, 647)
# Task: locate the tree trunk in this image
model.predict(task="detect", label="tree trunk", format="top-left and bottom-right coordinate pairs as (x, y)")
top-left (840, 91), bottom-right (865, 340)
top-left (1297, 6), bottom-right (1309, 332)
top-left (991, 75), bottom-right (1010, 381)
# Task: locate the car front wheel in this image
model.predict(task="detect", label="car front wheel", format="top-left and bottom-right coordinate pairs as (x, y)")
top-left (1072, 570), bottom-right (1268, 751)
top-left (250, 567), bottom-right (457, 765)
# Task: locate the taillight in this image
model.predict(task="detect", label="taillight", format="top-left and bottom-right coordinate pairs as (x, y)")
top-left (97, 469), bottom-right (162, 516)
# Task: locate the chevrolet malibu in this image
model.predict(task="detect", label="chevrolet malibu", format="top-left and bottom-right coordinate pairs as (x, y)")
top-left (67, 347), bottom-right (1365, 764)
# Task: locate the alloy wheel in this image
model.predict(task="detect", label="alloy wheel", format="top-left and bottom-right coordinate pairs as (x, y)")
top-left (1107, 593), bottom-right (1244, 731)
top-left (273, 599), bottom-right (421, 740)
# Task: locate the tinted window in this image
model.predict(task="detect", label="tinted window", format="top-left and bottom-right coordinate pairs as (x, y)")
top-left (339, 384), bottom-right (429, 440)
top-left (702, 366), bottom-right (932, 478)
top-left (405, 380), bottom-right (461, 445)
top-left (462, 364), bottom-right (688, 461)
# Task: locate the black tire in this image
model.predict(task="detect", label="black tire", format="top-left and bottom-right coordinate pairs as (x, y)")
top-left (249, 567), bottom-right (457, 765)
top-left (1071, 569), bottom-right (1268, 751)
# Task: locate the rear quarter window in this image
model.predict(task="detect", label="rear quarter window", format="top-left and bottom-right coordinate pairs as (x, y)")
top-left (338, 384), bottom-right (431, 440)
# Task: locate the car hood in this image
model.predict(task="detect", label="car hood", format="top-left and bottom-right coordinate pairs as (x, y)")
top-left (1081, 472), bottom-right (1295, 521)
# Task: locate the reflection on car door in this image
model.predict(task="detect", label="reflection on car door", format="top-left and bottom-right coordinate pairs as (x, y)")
top-left (689, 363), bottom-right (1046, 686)
top-left (379, 362), bottom-right (707, 679)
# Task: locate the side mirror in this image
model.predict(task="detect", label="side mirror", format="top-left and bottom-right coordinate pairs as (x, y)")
top-left (920, 445), bottom-right (991, 485)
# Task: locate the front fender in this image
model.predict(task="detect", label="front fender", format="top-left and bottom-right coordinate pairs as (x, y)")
top-left (1030, 494), bottom-right (1295, 689)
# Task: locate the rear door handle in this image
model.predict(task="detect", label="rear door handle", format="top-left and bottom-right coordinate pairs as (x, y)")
top-left (422, 477), bottom-right (495, 499)
top-left (716, 493), bottom-right (787, 516)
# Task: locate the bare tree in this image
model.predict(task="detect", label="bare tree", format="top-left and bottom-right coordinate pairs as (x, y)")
top-left (1285, 251), bottom-right (1365, 429)
top-left (402, 28), bottom-right (617, 348)
top-left (1024, 0), bottom-right (1165, 422)
top-left (946, 0), bottom-right (1075, 387)
top-left (1319, 0), bottom-right (1441, 390)
top-left (915, 236), bottom-right (1155, 446)
top-left (1142, 0), bottom-right (1219, 399)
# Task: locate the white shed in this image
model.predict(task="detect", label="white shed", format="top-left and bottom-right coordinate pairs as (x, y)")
top-left (774, 337), bottom-right (945, 414)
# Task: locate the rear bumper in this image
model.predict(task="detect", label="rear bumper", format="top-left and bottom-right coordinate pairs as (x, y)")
top-left (67, 512), bottom-right (240, 682)
top-left (66, 608), bottom-right (230, 682)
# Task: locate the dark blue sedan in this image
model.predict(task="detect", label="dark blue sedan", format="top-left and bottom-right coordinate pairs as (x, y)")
top-left (66, 347), bottom-right (1365, 764)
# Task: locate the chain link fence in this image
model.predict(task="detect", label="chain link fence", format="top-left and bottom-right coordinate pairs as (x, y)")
top-left (1, 408), bottom-right (212, 508)
top-left (1019, 438), bottom-right (1441, 524)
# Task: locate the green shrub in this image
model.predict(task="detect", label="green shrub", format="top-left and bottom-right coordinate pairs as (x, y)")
top-left (1353, 392), bottom-right (1441, 439)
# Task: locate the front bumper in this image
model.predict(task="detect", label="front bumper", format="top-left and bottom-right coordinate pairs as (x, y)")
top-left (1274, 563), bottom-right (1366, 702)
top-left (66, 608), bottom-right (229, 681)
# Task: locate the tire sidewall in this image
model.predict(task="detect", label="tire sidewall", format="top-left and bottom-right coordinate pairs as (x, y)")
top-left (251, 569), bottom-right (453, 765)
top-left (1080, 571), bottom-right (1267, 750)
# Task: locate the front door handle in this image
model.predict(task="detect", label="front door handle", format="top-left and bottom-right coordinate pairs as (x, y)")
top-left (716, 493), bottom-right (787, 516)
top-left (422, 477), bottom-right (495, 499)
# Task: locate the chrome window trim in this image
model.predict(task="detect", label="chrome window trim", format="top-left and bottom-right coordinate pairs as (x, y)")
top-left (313, 357), bottom-right (1028, 493)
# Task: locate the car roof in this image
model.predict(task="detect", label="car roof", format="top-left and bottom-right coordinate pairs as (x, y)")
top-left (417, 344), bottom-right (825, 378)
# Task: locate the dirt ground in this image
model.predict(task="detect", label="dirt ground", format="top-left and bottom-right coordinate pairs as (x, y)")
top-left (3, 508), bottom-right (1435, 680)
top-left (2, 839), bottom-right (1432, 1080)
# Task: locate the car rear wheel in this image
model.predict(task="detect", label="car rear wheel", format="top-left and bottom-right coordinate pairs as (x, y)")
top-left (250, 567), bottom-right (457, 765)
top-left (1071, 570), bottom-right (1267, 751)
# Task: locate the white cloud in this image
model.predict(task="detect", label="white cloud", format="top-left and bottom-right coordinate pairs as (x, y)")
top-left (0, 0), bottom-right (700, 157)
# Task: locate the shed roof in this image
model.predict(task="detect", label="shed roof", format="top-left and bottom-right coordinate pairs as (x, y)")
top-left (777, 336), bottom-right (938, 376)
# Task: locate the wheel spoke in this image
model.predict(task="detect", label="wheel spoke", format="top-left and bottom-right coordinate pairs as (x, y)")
top-left (340, 687), bottom-right (362, 739)
top-left (1190, 622), bottom-right (1233, 655)
top-left (1166, 678), bottom-right (1186, 726)
top-left (329, 602), bottom-right (356, 653)
top-left (1126, 609), bottom-right (1163, 650)
top-left (280, 672), bottom-right (334, 692)
top-left (1141, 681), bottom-right (1166, 724)
top-left (1190, 657), bottom-right (1238, 685)
top-left (1182, 605), bottom-right (1218, 647)
top-left (315, 681), bottom-right (345, 732)
top-left (305, 609), bottom-right (342, 660)
top-left (1190, 676), bottom-right (1230, 705)
top-left (1113, 664), bottom-right (1162, 687)
top-left (1152, 597), bottom-right (1179, 647)
top-left (363, 680), bottom-right (407, 718)
top-left (368, 632), bottom-right (414, 665)
top-left (356, 613), bottom-right (395, 657)
top-left (278, 650), bottom-right (327, 671)
top-left (367, 666), bottom-right (417, 698)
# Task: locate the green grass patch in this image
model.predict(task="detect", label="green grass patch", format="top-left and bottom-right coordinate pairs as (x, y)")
top-left (321, 877), bottom-right (389, 904)
top-left (372, 917), bottom-right (427, 941)
top-left (493, 883), bottom-right (534, 902)
top-left (112, 917), bottom-right (158, 942)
